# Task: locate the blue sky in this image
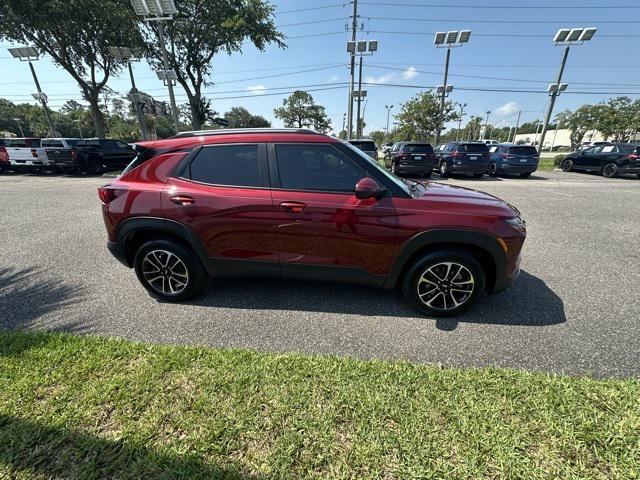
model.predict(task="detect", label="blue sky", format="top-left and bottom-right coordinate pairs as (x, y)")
top-left (1, 0), bottom-right (638, 134)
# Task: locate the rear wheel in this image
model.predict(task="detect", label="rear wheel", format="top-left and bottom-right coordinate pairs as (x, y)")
top-left (402, 250), bottom-right (486, 317)
top-left (391, 161), bottom-right (400, 176)
top-left (561, 158), bottom-right (574, 172)
top-left (133, 239), bottom-right (207, 301)
top-left (439, 161), bottom-right (449, 178)
top-left (601, 163), bottom-right (618, 178)
top-left (85, 156), bottom-right (104, 175)
top-left (519, 172), bottom-right (532, 178)
top-left (488, 162), bottom-right (498, 177)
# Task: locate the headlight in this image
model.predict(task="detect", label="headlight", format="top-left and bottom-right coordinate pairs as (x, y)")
top-left (504, 216), bottom-right (526, 228)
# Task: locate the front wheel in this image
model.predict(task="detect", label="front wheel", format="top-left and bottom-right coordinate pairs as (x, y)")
top-left (402, 250), bottom-right (486, 317)
top-left (439, 161), bottom-right (449, 178)
top-left (601, 163), bottom-right (618, 178)
top-left (561, 158), bottom-right (574, 172)
top-left (133, 239), bottom-right (207, 301)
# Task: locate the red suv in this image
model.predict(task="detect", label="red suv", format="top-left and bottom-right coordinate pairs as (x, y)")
top-left (100, 129), bottom-right (526, 316)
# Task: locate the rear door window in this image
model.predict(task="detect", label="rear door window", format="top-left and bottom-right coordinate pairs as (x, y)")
top-left (189, 144), bottom-right (264, 188)
top-left (275, 144), bottom-right (367, 193)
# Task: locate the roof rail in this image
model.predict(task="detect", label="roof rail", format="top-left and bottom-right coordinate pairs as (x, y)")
top-left (170, 128), bottom-right (321, 139)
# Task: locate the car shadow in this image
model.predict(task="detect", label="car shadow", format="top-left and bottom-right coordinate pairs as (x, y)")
top-left (0, 414), bottom-right (262, 479)
top-left (0, 267), bottom-right (87, 355)
top-left (180, 270), bottom-right (565, 328)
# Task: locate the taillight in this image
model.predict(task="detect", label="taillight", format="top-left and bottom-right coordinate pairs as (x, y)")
top-left (71, 148), bottom-right (77, 159)
top-left (397, 153), bottom-right (410, 159)
top-left (31, 148), bottom-right (38, 158)
top-left (452, 151), bottom-right (464, 158)
top-left (98, 185), bottom-right (124, 204)
top-left (628, 154), bottom-right (638, 161)
top-left (504, 154), bottom-right (515, 159)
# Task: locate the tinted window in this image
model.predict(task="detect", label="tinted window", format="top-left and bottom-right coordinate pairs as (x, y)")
top-left (190, 144), bottom-right (261, 187)
top-left (66, 139), bottom-right (79, 147)
top-left (508, 146), bottom-right (538, 155)
top-left (401, 143), bottom-right (433, 154)
top-left (276, 144), bottom-right (367, 193)
top-left (6, 138), bottom-right (40, 148)
top-left (600, 145), bottom-right (618, 153)
top-left (458, 143), bottom-right (488, 153)
top-left (42, 140), bottom-right (64, 148)
top-left (350, 141), bottom-right (376, 150)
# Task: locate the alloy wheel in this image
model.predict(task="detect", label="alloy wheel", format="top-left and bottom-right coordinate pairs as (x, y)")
top-left (489, 163), bottom-right (497, 176)
top-left (440, 162), bottom-right (447, 175)
top-left (602, 163), bottom-right (617, 178)
top-left (416, 262), bottom-right (475, 311)
top-left (142, 249), bottom-right (189, 295)
top-left (561, 159), bottom-right (574, 172)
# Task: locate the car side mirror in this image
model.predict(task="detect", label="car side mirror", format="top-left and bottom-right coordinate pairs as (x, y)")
top-left (354, 177), bottom-right (386, 200)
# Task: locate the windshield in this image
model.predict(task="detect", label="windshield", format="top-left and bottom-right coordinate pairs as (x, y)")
top-left (508, 146), bottom-right (538, 155)
top-left (342, 141), bottom-right (411, 196)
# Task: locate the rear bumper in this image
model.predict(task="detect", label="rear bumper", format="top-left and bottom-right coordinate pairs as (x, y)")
top-left (447, 164), bottom-right (488, 174)
top-left (619, 166), bottom-right (640, 174)
top-left (107, 240), bottom-right (131, 268)
top-left (398, 162), bottom-right (434, 173)
top-left (498, 164), bottom-right (538, 173)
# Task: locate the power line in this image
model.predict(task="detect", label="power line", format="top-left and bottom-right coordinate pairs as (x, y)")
top-left (278, 17), bottom-right (347, 28)
top-left (360, 1), bottom-right (640, 8)
top-left (366, 29), bottom-right (640, 38)
top-left (276, 3), bottom-right (346, 14)
top-left (367, 16), bottom-right (640, 24)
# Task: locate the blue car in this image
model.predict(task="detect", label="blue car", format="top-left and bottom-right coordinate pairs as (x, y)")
top-left (434, 141), bottom-right (490, 178)
top-left (488, 144), bottom-right (539, 178)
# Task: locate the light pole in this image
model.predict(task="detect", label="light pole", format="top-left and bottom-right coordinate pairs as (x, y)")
top-left (347, 0), bottom-right (359, 140)
top-left (130, 0), bottom-right (181, 131)
top-left (538, 27), bottom-right (596, 153)
top-left (434, 30), bottom-right (470, 145)
top-left (385, 105), bottom-right (394, 142)
top-left (75, 119), bottom-right (84, 139)
top-left (347, 39), bottom-right (378, 139)
top-left (456, 103), bottom-right (466, 141)
top-left (13, 118), bottom-right (24, 137)
top-left (511, 110), bottom-right (522, 143)
top-left (483, 110), bottom-right (491, 140)
top-left (108, 46), bottom-right (149, 141)
top-left (8, 47), bottom-right (55, 136)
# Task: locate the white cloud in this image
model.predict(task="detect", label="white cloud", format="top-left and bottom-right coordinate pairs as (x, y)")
top-left (329, 75), bottom-right (340, 82)
top-left (364, 73), bottom-right (395, 85)
top-left (402, 66), bottom-right (418, 80)
top-left (494, 101), bottom-right (519, 116)
top-left (246, 84), bottom-right (266, 95)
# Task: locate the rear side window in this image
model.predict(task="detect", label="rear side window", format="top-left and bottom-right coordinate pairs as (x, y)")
top-left (275, 144), bottom-right (367, 193)
top-left (402, 143), bottom-right (433, 154)
top-left (508, 146), bottom-right (538, 155)
top-left (42, 140), bottom-right (64, 148)
top-left (458, 143), bottom-right (488, 153)
top-left (190, 144), bottom-right (261, 187)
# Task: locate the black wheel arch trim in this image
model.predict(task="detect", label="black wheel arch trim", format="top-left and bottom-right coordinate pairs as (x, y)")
top-left (383, 229), bottom-right (506, 290)
top-left (114, 217), bottom-right (210, 272)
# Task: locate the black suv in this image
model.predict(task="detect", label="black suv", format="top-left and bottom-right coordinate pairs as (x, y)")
top-left (388, 142), bottom-right (435, 177)
top-left (76, 139), bottom-right (136, 174)
top-left (434, 142), bottom-right (490, 178)
top-left (561, 143), bottom-right (640, 178)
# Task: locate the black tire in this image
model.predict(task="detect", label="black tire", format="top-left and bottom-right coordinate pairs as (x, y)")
top-left (519, 172), bottom-right (532, 178)
top-left (85, 156), bottom-right (104, 175)
top-left (133, 239), bottom-right (207, 301)
top-left (601, 162), bottom-right (618, 178)
top-left (472, 172), bottom-right (484, 178)
top-left (391, 160), bottom-right (400, 176)
top-left (402, 249), bottom-right (486, 317)
top-left (423, 170), bottom-right (432, 179)
top-left (439, 161), bottom-right (449, 178)
top-left (561, 158), bottom-right (574, 172)
top-left (488, 162), bottom-right (498, 177)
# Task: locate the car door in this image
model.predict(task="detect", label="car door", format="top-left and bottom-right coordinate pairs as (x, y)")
top-left (268, 142), bottom-right (397, 284)
top-left (162, 143), bottom-right (280, 274)
top-left (578, 145), bottom-right (605, 170)
top-left (593, 144), bottom-right (621, 170)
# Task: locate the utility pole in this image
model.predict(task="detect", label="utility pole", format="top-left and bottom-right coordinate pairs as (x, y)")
top-left (27, 61), bottom-right (55, 136)
top-left (456, 103), bottom-right (466, 141)
top-left (342, 113), bottom-right (346, 135)
top-left (127, 62), bottom-right (149, 141)
top-left (347, 0), bottom-right (358, 140)
top-left (13, 118), bottom-right (24, 137)
top-left (435, 46), bottom-right (451, 145)
top-left (356, 56), bottom-right (364, 138)
top-left (512, 110), bottom-right (522, 142)
top-left (385, 105), bottom-right (393, 142)
top-left (538, 46), bottom-right (569, 153)
top-left (483, 111), bottom-right (491, 140)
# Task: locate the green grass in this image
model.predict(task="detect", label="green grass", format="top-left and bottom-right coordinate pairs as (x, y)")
top-left (1, 331), bottom-right (638, 479)
top-left (537, 158), bottom-right (557, 171)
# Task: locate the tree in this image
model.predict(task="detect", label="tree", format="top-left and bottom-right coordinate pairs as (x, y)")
top-left (223, 106), bottom-right (271, 128)
top-left (274, 91), bottom-right (332, 133)
top-left (143, 0), bottom-right (285, 130)
top-left (0, 0), bottom-right (144, 138)
top-left (395, 91), bottom-right (458, 141)
top-left (368, 130), bottom-right (386, 146)
top-left (337, 130), bottom-right (348, 140)
top-left (592, 97), bottom-right (638, 142)
top-left (565, 105), bottom-right (600, 149)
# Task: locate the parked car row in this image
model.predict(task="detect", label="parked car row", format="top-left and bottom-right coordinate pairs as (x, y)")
top-left (560, 143), bottom-right (640, 178)
top-left (0, 137), bottom-right (135, 174)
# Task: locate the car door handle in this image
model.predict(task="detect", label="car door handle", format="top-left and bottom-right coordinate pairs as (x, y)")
top-left (170, 195), bottom-right (196, 206)
top-left (279, 201), bottom-right (307, 213)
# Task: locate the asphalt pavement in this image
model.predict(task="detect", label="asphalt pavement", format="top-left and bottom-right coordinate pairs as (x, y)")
top-left (1, 170), bottom-right (638, 378)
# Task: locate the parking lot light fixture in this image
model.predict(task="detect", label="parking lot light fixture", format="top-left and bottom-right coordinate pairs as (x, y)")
top-left (434, 30), bottom-right (471, 145)
top-left (350, 39), bottom-right (378, 138)
top-left (108, 46), bottom-right (149, 140)
top-left (538, 27), bottom-right (596, 153)
top-left (8, 46), bottom-right (55, 136)
top-left (130, 0), bottom-right (180, 131)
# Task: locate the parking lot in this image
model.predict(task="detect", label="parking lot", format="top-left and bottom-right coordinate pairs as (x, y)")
top-left (0, 170), bottom-right (638, 378)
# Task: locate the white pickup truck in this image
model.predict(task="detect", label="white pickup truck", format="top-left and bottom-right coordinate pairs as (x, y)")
top-left (4, 138), bottom-right (49, 169)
